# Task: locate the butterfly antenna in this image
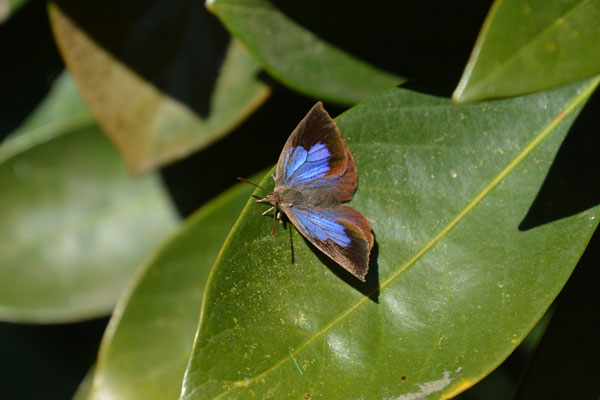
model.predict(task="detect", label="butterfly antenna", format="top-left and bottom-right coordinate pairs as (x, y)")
top-left (237, 177), bottom-right (268, 191)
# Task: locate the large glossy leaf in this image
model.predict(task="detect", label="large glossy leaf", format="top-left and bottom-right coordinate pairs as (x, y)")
top-left (49, 2), bottom-right (271, 174)
top-left (453, 0), bottom-right (600, 103)
top-left (180, 77), bottom-right (600, 399)
top-left (0, 72), bottom-right (178, 323)
top-left (88, 177), bottom-right (260, 400)
top-left (207, 0), bottom-right (405, 105)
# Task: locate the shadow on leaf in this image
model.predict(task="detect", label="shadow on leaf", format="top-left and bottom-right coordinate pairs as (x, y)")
top-left (160, 88), bottom-right (329, 217)
top-left (519, 88), bottom-right (600, 230)
top-left (54, 0), bottom-right (229, 118)
top-left (310, 233), bottom-right (380, 303)
top-left (0, 0), bottom-right (63, 140)
top-left (272, 0), bottom-right (491, 79)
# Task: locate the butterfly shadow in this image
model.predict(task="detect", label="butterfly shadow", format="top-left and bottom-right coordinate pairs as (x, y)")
top-left (307, 231), bottom-right (380, 304)
top-left (251, 195), bottom-right (380, 303)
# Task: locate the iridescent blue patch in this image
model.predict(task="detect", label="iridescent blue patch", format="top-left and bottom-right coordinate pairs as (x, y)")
top-left (282, 143), bottom-right (331, 186)
top-left (293, 208), bottom-right (351, 247)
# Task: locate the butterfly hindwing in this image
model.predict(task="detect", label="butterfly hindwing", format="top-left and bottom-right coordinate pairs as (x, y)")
top-left (283, 203), bottom-right (374, 281)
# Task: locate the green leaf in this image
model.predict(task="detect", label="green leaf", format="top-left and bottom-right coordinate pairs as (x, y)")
top-left (0, 72), bottom-right (91, 160)
top-left (0, 0), bottom-right (28, 23)
top-left (0, 72), bottom-right (178, 323)
top-left (513, 231), bottom-right (600, 400)
top-left (207, 0), bottom-right (404, 105)
top-left (180, 77), bottom-right (600, 399)
top-left (48, 3), bottom-right (271, 174)
top-left (88, 176), bottom-right (260, 400)
top-left (453, 0), bottom-right (600, 103)
top-left (72, 367), bottom-right (94, 400)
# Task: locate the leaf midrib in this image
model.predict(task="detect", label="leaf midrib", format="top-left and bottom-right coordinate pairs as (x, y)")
top-left (203, 77), bottom-right (600, 399)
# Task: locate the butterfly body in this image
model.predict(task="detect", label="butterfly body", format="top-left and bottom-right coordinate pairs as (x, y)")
top-left (257, 102), bottom-right (374, 281)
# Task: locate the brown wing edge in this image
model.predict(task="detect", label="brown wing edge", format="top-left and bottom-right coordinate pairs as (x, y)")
top-left (340, 204), bottom-right (374, 250)
top-left (329, 205), bottom-right (373, 281)
top-left (335, 147), bottom-right (358, 203)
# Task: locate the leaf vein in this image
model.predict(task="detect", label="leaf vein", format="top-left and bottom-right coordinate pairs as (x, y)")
top-left (209, 77), bottom-right (600, 399)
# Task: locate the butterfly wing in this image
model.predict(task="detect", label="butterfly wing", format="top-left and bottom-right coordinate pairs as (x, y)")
top-left (275, 102), bottom-right (356, 202)
top-left (282, 203), bottom-right (374, 281)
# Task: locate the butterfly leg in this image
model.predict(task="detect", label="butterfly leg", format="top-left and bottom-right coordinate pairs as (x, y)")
top-left (271, 173), bottom-right (276, 182)
top-left (277, 211), bottom-right (284, 224)
top-left (262, 206), bottom-right (275, 216)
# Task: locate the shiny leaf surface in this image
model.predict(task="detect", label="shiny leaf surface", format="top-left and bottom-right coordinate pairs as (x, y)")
top-left (0, 73), bottom-right (178, 323)
top-left (88, 178), bottom-right (259, 400)
top-left (207, 0), bottom-right (405, 105)
top-left (454, 0), bottom-right (600, 103)
top-left (181, 77), bottom-right (600, 399)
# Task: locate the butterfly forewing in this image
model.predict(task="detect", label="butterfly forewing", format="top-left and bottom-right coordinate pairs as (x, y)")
top-left (277, 103), bottom-right (346, 178)
top-left (276, 102), bottom-right (357, 203)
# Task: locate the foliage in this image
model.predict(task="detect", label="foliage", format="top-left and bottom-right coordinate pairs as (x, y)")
top-left (1, 0), bottom-right (599, 399)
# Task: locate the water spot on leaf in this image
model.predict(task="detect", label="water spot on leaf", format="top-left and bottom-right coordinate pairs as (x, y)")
top-left (385, 371), bottom-right (451, 400)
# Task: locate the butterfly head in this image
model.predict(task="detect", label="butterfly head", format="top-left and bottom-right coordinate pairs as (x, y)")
top-left (257, 191), bottom-right (281, 207)
top-left (256, 191), bottom-right (286, 236)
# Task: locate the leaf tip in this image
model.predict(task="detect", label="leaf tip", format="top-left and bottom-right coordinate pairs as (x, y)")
top-left (452, 78), bottom-right (476, 104)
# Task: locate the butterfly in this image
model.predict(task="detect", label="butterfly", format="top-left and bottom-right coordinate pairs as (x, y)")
top-left (239, 102), bottom-right (374, 281)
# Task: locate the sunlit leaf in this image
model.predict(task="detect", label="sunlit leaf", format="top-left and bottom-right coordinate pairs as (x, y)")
top-left (454, 0), bottom-right (600, 103)
top-left (207, 0), bottom-right (405, 105)
top-left (181, 77), bottom-right (600, 399)
top-left (88, 176), bottom-right (260, 400)
top-left (0, 72), bottom-right (178, 323)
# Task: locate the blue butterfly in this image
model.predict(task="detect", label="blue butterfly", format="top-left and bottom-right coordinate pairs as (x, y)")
top-left (241, 102), bottom-right (373, 281)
